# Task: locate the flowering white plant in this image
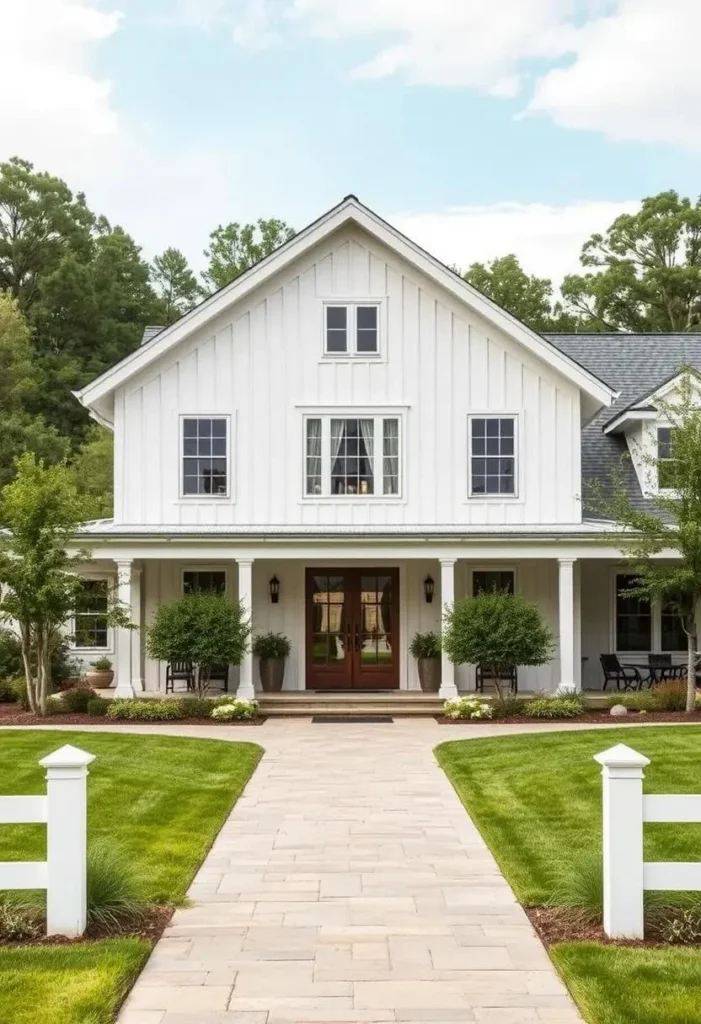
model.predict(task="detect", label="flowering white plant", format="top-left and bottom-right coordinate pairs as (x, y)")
top-left (444, 696), bottom-right (494, 720)
top-left (211, 699), bottom-right (258, 721)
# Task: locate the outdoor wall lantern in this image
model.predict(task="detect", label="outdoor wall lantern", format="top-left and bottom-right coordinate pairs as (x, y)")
top-left (423, 575), bottom-right (434, 604)
top-left (269, 575), bottom-right (280, 604)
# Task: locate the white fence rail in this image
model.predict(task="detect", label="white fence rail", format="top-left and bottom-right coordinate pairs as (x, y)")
top-left (594, 743), bottom-right (701, 938)
top-left (0, 744), bottom-right (95, 937)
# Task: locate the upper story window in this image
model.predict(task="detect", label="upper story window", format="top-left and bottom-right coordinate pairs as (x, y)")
top-left (182, 417), bottom-right (229, 497)
top-left (324, 304), bottom-right (380, 356)
top-left (657, 426), bottom-right (676, 490)
top-left (73, 579), bottom-right (110, 650)
top-left (468, 416), bottom-right (517, 496)
top-left (305, 415), bottom-right (400, 497)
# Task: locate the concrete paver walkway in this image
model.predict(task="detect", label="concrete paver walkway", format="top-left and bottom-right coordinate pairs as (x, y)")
top-left (119, 718), bottom-right (583, 1024)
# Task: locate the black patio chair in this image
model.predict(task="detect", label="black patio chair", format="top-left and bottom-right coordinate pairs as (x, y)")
top-left (475, 664), bottom-right (517, 694)
top-left (165, 661), bottom-right (195, 693)
top-left (198, 664), bottom-right (229, 693)
top-left (600, 653), bottom-right (642, 691)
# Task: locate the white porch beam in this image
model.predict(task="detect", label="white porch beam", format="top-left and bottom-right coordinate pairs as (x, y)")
top-left (114, 559), bottom-right (134, 698)
top-left (439, 558), bottom-right (458, 699)
top-left (130, 566), bottom-right (143, 692)
top-left (558, 557), bottom-right (578, 693)
top-left (237, 559), bottom-right (255, 700)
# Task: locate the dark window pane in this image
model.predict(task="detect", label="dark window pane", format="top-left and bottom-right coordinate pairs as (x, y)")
top-left (356, 330), bottom-right (378, 353)
top-left (326, 306), bottom-right (347, 329)
top-left (183, 419), bottom-right (198, 438)
top-left (473, 571), bottom-right (514, 595)
top-left (472, 438), bottom-right (485, 455)
top-left (198, 418), bottom-right (212, 437)
top-left (616, 574), bottom-right (651, 652)
top-left (212, 419), bottom-right (227, 437)
top-left (472, 419), bottom-right (485, 437)
top-left (357, 306), bottom-right (377, 329)
top-left (486, 420), bottom-right (500, 437)
top-left (326, 331), bottom-right (347, 353)
top-left (212, 438), bottom-right (226, 456)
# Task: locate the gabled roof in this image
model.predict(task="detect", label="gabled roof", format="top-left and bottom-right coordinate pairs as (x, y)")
top-left (76, 196), bottom-right (616, 425)
top-left (603, 370), bottom-right (690, 433)
top-left (547, 333), bottom-right (701, 516)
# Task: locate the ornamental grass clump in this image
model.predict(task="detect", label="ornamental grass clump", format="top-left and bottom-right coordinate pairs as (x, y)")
top-left (444, 696), bottom-right (494, 720)
top-left (442, 591), bottom-right (555, 705)
top-left (526, 693), bottom-right (586, 719)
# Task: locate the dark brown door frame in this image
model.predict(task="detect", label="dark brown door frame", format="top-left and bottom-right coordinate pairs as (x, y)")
top-left (305, 568), bottom-right (400, 690)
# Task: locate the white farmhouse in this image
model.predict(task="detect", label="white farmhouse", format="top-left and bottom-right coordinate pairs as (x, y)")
top-left (72, 196), bottom-right (694, 703)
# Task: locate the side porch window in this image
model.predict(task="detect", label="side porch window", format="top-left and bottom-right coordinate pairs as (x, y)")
top-left (615, 573), bottom-right (685, 653)
top-left (183, 570), bottom-right (227, 594)
top-left (73, 579), bottom-right (110, 650)
top-left (472, 570), bottom-right (515, 595)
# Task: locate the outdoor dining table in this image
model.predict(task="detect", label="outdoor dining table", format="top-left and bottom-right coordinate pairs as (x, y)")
top-left (626, 662), bottom-right (686, 688)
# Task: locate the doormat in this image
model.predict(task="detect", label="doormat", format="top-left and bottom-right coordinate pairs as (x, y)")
top-left (311, 715), bottom-right (394, 724)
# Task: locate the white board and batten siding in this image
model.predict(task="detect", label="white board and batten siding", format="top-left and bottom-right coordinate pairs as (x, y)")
top-left (114, 227), bottom-right (582, 529)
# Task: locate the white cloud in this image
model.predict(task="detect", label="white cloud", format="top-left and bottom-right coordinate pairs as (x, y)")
top-left (205, 0), bottom-right (701, 149)
top-left (391, 199), bottom-right (639, 284)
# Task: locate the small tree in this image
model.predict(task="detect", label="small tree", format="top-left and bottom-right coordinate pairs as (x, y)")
top-left (442, 591), bottom-right (555, 702)
top-left (146, 593), bottom-right (251, 695)
top-left (0, 453), bottom-right (127, 715)
top-left (595, 370), bottom-right (701, 713)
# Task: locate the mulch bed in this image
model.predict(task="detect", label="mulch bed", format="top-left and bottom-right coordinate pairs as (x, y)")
top-left (0, 704), bottom-right (266, 727)
top-left (0, 904), bottom-right (174, 948)
top-left (436, 711), bottom-right (701, 725)
top-left (526, 906), bottom-right (692, 949)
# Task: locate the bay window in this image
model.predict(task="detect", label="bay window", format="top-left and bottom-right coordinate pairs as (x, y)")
top-left (305, 415), bottom-right (401, 497)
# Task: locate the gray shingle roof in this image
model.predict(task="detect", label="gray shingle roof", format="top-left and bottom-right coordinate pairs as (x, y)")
top-left (546, 333), bottom-right (701, 515)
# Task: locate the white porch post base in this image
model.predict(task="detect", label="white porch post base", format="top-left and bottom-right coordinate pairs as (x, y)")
top-left (558, 557), bottom-right (578, 693)
top-left (114, 559), bottom-right (134, 698)
top-left (237, 559), bottom-right (255, 700)
top-left (438, 558), bottom-right (458, 699)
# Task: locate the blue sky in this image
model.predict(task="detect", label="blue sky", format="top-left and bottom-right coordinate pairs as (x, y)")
top-left (4, 0), bottom-right (700, 281)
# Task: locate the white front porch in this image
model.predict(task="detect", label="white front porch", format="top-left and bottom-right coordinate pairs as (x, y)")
top-left (72, 549), bottom-right (611, 698)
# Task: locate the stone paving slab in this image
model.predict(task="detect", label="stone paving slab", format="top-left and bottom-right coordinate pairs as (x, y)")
top-left (118, 718), bottom-right (583, 1024)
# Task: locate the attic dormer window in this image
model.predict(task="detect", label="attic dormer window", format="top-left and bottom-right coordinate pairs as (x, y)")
top-left (657, 426), bottom-right (676, 490)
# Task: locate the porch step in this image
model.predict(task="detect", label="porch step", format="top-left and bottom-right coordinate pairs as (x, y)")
top-left (259, 692), bottom-right (444, 717)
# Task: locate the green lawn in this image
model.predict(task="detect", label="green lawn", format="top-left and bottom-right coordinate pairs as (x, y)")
top-left (437, 727), bottom-right (701, 1024)
top-left (0, 730), bottom-right (263, 1024)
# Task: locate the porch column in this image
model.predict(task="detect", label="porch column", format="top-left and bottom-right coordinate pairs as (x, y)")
top-left (130, 566), bottom-right (143, 692)
top-left (237, 559), bottom-right (255, 700)
top-left (114, 559), bottom-right (134, 698)
top-left (558, 557), bottom-right (578, 693)
top-left (439, 558), bottom-right (458, 698)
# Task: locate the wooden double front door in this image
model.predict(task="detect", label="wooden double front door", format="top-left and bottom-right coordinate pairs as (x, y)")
top-left (305, 568), bottom-right (400, 690)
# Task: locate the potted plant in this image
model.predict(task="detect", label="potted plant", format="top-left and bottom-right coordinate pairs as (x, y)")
top-left (252, 632), bottom-right (291, 692)
top-left (86, 656), bottom-right (114, 689)
top-left (409, 631), bottom-right (442, 692)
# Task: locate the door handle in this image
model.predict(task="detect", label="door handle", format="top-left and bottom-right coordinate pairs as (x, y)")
top-left (354, 624), bottom-right (361, 652)
top-left (345, 625), bottom-right (352, 652)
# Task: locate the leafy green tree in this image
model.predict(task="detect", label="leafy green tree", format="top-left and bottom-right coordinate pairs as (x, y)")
top-left (463, 254), bottom-right (579, 333)
top-left (151, 247), bottom-right (202, 323)
top-left (0, 157), bottom-right (93, 311)
top-left (202, 218), bottom-right (295, 292)
top-left (70, 424), bottom-right (113, 517)
top-left (146, 593), bottom-right (251, 695)
top-left (594, 371), bottom-right (701, 712)
top-left (442, 591), bottom-right (555, 703)
top-left (562, 191), bottom-right (701, 332)
top-left (0, 453), bottom-right (126, 715)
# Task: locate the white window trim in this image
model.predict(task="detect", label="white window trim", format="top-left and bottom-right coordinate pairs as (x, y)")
top-left (611, 570), bottom-right (686, 655)
top-left (470, 566), bottom-right (518, 597)
top-left (300, 407), bottom-right (407, 503)
top-left (655, 421), bottom-right (679, 497)
top-left (181, 566), bottom-right (230, 595)
top-left (467, 413), bottom-right (521, 501)
top-left (70, 574), bottom-right (114, 655)
top-left (178, 413), bottom-right (233, 501)
top-left (321, 298), bottom-right (386, 361)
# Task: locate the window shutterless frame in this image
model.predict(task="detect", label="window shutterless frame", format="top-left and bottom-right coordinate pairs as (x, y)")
top-left (611, 570), bottom-right (685, 655)
top-left (467, 414), bottom-right (519, 499)
top-left (70, 576), bottom-right (114, 653)
top-left (179, 414), bottom-right (232, 500)
top-left (321, 300), bottom-right (385, 359)
top-left (301, 410), bottom-right (405, 500)
top-left (181, 567), bottom-right (229, 595)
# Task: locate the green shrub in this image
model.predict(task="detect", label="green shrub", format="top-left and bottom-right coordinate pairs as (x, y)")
top-left (526, 694), bottom-right (585, 719)
top-left (61, 687), bottom-right (94, 713)
top-left (0, 628), bottom-right (23, 680)
top-left (210, 699), bottom-right (258, 721)
top-left (651, 678), bottom-right (688, 711)
top-left (90, 656), bottom-right (113, 671)
top-left (252, 632), bottom-right (291, 659)
top-left (178, 696), bottom-right (214, 719)
top-left (0, 902), bottom-right (43, 942)
top-left (604, 691), bottom-right (657, 712)
top-left (409, 631), bottom-right (441, 659)
top-left (87, 697), bottom-right (109, 717)
top-left (0, 677), bottom-right (18, 703)
top-left (8, 676), bottom-right (30, 710)
top-left (443, 696), bottom-right (494, 720)
top-left (490, 695), bottom-right (526, 718)
top-left (107, 698), bottom-right (185, 722)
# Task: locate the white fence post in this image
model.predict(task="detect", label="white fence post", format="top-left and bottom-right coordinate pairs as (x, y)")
top-left (594, 743), bottom-right (649, 939)
top-left (39, 744), bottom-right (95, 937)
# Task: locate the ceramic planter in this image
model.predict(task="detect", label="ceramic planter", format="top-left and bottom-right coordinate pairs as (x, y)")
top-left (417, 657), bottom-right (441, 692)
top-left (258, 657), bottom-right (285, 692)
top-left (86, 669), bottom-right (114, 689)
